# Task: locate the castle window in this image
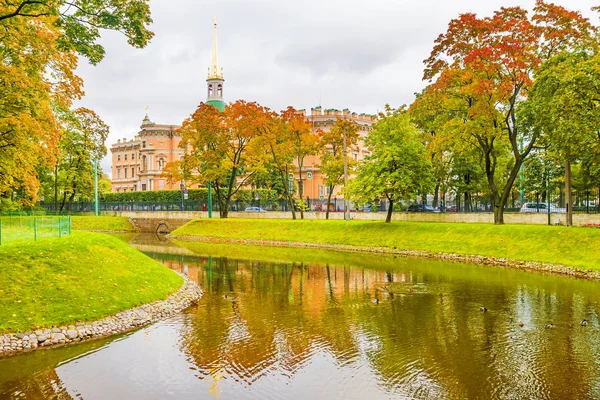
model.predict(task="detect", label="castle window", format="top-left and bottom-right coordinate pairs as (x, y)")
top-left (124, 154), bottom-right (128, 161)
top-left (117, 155), bottom-right (120, 161)
top-left (142, 155), bottom-right (147, 171)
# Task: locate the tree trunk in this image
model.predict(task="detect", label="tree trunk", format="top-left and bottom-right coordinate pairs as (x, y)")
top-left (493, 195), bottom-right (504, 224)
top-left (214, 185), bottom-right (228, 218)
top-left (433, 183), bottom-right (440, 208)
top-left (565, 159), bottom-right (573, 227)
top-left (59, 191), bottom-right (67, 212)
top-left (325, 187), bottom-right (334, 220)
top-left (279, 168), bottom-right (296, 220)
top-left (54, 163), bottom-right (58, 212)
top-left (385, 198), bottom-right (393, 223)
top-left (67, 188), bottom-right (76, 212)
top-left (298, 169), bottom-right (304, 220)
top-left (464, 192), bottom-right (471, 212)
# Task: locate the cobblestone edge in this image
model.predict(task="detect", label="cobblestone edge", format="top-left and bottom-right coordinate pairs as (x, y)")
top-left (0, 277), bottom-right (202, 358)
top-left (173, 235), bottom-right (600, 280)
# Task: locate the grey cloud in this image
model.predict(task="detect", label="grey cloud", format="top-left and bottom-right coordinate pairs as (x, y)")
top-left (73, 0), bottom-right (598, 176)
top-left (276, 37), bottom-right (402, 76)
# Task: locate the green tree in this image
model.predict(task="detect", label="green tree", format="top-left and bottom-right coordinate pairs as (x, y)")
top-left (320, 118), bottom-right (359, 219)
top-left (349, 106), bottom-right (434, 223)
top-left (54, 108), bottom-right (108, 211)
top-left (523, 50), bottom-right (600, 225)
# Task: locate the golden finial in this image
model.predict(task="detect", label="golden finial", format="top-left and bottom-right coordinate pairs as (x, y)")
top-left (208, 17), bottom-right (223, 80)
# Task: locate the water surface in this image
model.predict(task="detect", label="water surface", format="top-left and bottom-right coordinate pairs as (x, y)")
top-left (2, 233), bottom-right (600, 399)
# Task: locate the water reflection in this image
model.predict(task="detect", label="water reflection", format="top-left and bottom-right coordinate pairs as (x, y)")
top-left (1, 236), bottom-right (600, 399)
top-left (156, 242), bottom-right (600, 399)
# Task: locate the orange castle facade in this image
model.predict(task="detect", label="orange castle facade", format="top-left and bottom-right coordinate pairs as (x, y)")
top-left (109, 108), bottom-right (375, 196)
top-left (110, 115), bottom-right (183, 192)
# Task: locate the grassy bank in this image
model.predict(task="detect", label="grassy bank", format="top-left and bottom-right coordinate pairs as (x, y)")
top-left (172, 219), bottom-right (600, 271)
top-left (71, 216), bottom-right (134, 232)
top-left (0, 232), bottom-right (182, 333)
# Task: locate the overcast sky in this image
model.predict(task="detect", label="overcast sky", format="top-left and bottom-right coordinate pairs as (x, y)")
top-left (74, 0), bottom-right (598, 175)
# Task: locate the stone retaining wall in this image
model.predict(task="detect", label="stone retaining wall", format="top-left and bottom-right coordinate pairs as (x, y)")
top-left (0, 278), bottom-right (202, 358)
top-left (106, 210), bottom-right (600, 226)
top-left (174, 235), bottom-right (600, 280)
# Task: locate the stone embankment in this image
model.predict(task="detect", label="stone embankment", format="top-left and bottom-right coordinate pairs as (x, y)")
top-left (0, 278), bottom-right (202, 357)
top-left (174, 235), bottom-right (600, 280)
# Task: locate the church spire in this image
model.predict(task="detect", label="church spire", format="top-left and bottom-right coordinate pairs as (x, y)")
top-left (206, 18), bottom-right (225, 111)
top-left (207, 17), bottom-right (223, 80)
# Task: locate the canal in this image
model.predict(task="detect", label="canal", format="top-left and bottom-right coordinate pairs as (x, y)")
top-left (2, 233), bottom-right (600, 399)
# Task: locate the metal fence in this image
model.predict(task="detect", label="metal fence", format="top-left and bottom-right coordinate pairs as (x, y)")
top-left (36, 187), bottom-right (600, 215)
top-left (0, 215), bottom-right (72, 244)
top-left (40, 197), bottom-right (383, 214)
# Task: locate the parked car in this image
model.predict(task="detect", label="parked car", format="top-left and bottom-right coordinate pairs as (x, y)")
top-left (520, 202), bottom-right (565, 213)
top-left (407, 204), bottom-right (439, 213)
top-left (244, 207), bottom-right (267, 212)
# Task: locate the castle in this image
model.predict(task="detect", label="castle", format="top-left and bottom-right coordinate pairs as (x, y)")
top-left (109, 21), bottom-right (375, 199)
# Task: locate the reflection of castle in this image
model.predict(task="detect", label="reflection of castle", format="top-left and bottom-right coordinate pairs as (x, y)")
top-left (109, 20), bottom-right (375, 195)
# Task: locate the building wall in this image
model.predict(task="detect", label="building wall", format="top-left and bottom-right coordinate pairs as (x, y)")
top-left (110, 107), bottom-right (376, 196)
top-left (293, 107), bottom-right (376, 204)
top-left (110, 116), bottom-right (183, 192)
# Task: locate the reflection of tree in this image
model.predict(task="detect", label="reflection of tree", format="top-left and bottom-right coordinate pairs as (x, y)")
top-left (1, 367), bottom-right (70, 399)
top-left (174, 251), bottom-right (600, 398)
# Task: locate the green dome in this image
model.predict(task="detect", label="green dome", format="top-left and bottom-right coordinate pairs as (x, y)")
top-left (207, 99), bottom-right (225, 112)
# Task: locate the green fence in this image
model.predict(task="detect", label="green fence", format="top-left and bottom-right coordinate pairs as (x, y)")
top-left (0, 215), bottom-right (72, 244)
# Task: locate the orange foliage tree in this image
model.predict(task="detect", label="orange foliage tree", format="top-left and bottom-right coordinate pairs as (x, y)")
top-left (0, 1), bottom-right (153, 206)
top-left (177, 101), bottom-right (268, 218)
top-left (421, 1), bottom-right (597, 224)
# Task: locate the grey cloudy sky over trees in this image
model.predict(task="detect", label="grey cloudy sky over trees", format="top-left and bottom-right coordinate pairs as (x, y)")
top-left (77, 0), bottom-right (597, 172)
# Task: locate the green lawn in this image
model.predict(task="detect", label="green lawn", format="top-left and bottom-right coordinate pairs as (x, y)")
top-left (0, 232), bottom-right (182, 333)
top-left (172, 219), bottom-right (600, 271)
top-left (71, 216), bottom-right (135, 231)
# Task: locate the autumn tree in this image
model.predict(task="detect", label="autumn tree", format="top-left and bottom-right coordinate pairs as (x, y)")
top-left (282, 107), bottom-right (320, 219)
top-left (255, 108), bottom-right (298, 219)
top-left (422, 1), bottom-right (596, 224)
top-left (320, 118), bottom-right (359, 219)
top-left (349, 106), bottom-right (434, 223)
top-left (0, 0), bottom-right (153, 204)
top-left (178, 101), bottom-right (267, 218)
top-left (0, 0), bottom-right (153, 64)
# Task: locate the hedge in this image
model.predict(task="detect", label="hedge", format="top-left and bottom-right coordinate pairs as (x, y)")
top-left (102, 188), bottom-right (279, 203)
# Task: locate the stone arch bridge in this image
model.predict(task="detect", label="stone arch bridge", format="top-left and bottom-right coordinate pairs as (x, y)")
top-left (108, 211), bottom-right (205, 233)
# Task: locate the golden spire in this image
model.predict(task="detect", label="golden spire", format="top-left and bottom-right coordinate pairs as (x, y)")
top-left (208, 17), bottom-right (223, 80)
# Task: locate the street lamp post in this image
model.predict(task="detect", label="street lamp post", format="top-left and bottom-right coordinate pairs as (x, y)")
top-left (180, 182), bottom-right (184, 211)
top-left (207, 181), bottom-right (213, 218)
top-left (547, 167), bottom-right (551, 226)
top-left (94, 157), bottom-right (99, 217)
top-left (343, 126), bottom-right (349, 221)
